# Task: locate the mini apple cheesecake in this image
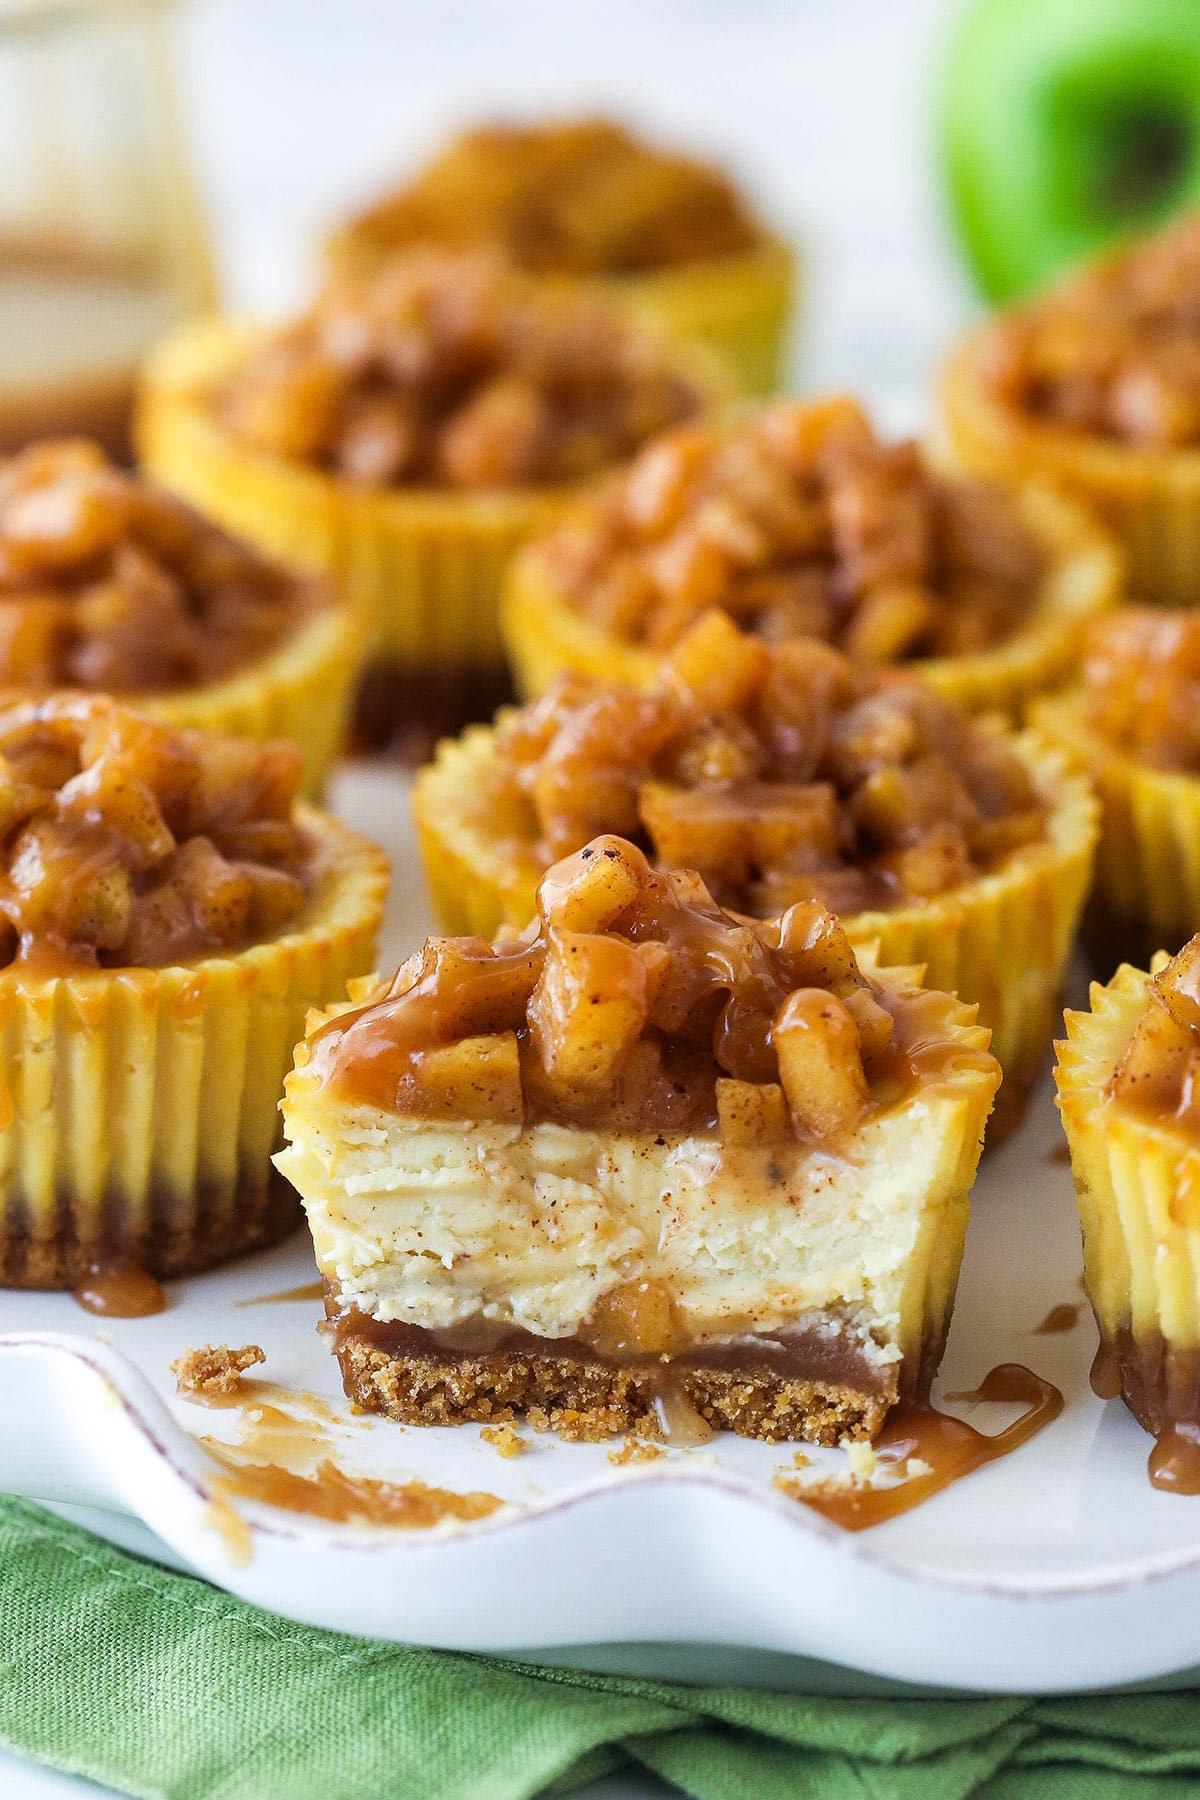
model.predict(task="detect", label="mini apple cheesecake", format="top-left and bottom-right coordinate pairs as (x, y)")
top-left (502, 397), bottom-right (1120, 719)
top-left (416, 612), bottom-right (1096, 1086)
top-left (137, 247), bottom-right (724, 745)
top-left (279, 836), bottom-right (1001, 1444)
top-left (0, 439), bottom-right (361, 796)
top-left (942, 212), bottom-right (1200, 608)
top-left (323, 115), bottom-right (796, 396)
top-left (1032, 609), bottom-right (1200, 967)
top-left (1057, 934), bottom-right (1200, 1488)
top-left (0, 695), bottom-right (387, 1287)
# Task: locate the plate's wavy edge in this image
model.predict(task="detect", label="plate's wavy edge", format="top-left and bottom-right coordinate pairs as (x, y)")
top-left (4, 1327), bottom-right (1200, 1606)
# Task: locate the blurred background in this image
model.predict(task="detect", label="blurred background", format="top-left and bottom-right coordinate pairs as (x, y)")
top-left (5, 0), bottom-right (1199, 445)
top-left (182, 0), bottom-right (966, 408)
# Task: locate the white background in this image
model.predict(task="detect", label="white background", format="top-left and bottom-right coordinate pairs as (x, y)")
top-left (6, 0), bottom-right (968, 1793)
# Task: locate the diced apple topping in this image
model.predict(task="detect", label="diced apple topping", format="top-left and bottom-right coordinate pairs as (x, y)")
top-left (494, 613), bottom-right (1044, 916)
top-left (1084, 609), bottom-right (1200, 772)
top-left (315, 833), bottom-right (962, 1144)
top-left (0, 695), bottom-right (310, 970)
top-left (536, 397), bottom-right (1042, 657)
top-left (989, 213), bottom-right (1200, 449)
top-left (218, 246), bottom-right (702, 490)
top-left (1109, 934), bottom-right (1200, 1125)
top-left (0, 439), bottom-right (317, 692)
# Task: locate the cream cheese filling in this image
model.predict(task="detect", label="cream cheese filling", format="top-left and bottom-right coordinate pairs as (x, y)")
top-left (277, 1090), bottom-right (975, 1368)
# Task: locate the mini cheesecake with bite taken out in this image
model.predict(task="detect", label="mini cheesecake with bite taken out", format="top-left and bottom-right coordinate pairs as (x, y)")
top-left (279, 836), bottom-right (1001, 1445)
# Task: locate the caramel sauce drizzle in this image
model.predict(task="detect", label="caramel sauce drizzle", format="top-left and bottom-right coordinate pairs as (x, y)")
top-left (188, 1373), bottom-right (504, 1553)
top-left (200, 1492), bottom-right (254, 1568)
top-left (1032, 1303), bottom-right (1083, 1335)
top-left (308, 849), bottom-right (992, 1133)
top-left (204, 1448), bottom-right (504, 1531)
top-left (1089, 1339), bottom-right (1123, 1401)
top-left (791, 1365), bottom-right (1063, 1532)
top-left (73, 1261), bottom-right (166, 1318)
top-left (1148, 1424), bottom-right (1200, 1495)
top-left (235, 1280), bottom-right (326, 1308)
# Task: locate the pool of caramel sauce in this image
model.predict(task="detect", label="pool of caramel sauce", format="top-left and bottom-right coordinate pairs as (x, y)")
top-left (73, 1262), bottom-right (166, 1318)
top-left (185, 1373), bottom-right (504, 1548)
top-left (793, 1365), bottom-right (1063, 1532)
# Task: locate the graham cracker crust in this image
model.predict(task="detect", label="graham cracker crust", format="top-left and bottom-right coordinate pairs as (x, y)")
top-left (335, 1330), bottom-right (898, 1446)
top-left (0, 1166), bottom-right (302, 1288)
top-left (352, 657), bottom-right (513, 762)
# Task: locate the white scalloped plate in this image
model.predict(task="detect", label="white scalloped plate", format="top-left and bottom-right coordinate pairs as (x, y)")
top-left (3, 763), bottom-right (1200, 1697)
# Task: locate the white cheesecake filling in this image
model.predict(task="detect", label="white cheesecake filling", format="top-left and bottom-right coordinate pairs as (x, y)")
top-left (277, 1089), bottom-right (975, 1370)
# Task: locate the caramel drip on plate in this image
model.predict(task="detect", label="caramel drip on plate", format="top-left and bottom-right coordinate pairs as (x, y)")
top-left (1148, 1424), bottom-right (1200, 1494)
top-left (73, 1262), bottom-right (166, 1318)
top-left (205, 1447), bottom-right (504, 1530)
top-left (200, 1493), bottom-right (254, 1569)
top-left (1089, 1338), bottom-right (1123, 1400)
top-left (235, 1280), bottom-right (326, 1308)
top-left (1033, 1303), bottom-right (1083, 1335)
top-left (1046, 1142), bottom-right (1073, 1167)
top-left (793, 1364), bottom-right (1063, 1532)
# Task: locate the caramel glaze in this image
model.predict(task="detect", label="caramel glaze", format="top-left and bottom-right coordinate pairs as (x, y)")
top-left (190, 1378), bottom-right (502, 1544)
top-left (205, 1447), bottom-right (504, 1529)
top-left (235, 1280), bottom-right (326, 1308)
top-left (1090, 1325), bottom-right (1200, 1493)
top-left (1033, 1303), bottom-right (1083, 1335)
top-left (308, 850), bottom-right (993, 1131)
top-left (333, 1300), bottom-right (894, 1399)
top-left (73, 1261), bottom-right (166, 1318)
top-left (791, 1365), bottom-right (1063, 1532)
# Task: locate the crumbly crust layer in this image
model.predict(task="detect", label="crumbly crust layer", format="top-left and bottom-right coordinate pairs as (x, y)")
top-left (334, 1325), bottom-right (897, 1445)
top-left (0, 1167), bottom-right (301, 1288)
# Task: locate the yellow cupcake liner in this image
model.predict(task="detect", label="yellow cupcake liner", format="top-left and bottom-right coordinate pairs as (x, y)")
top-left (501, 478), bottom-right (1122, 719)
top-left (941, 330), bottom-right (1200, 609)
top-left (325, 229), bottom-right (797, 399)
top-left (0, 809), bottom-right (388, 1288)
top-left (601, 240), bottom-right (797, 398)
top-left (132, 602), bottom-right (364, 799)
top-left (1057, 960), bottom-right (1200, 1356)
top-left (136, 315), bottom-right (729, 698)
top-left (1032, 691), bottom-right (1200, 949)
top-left (414, 719), bottom-right (1097, 1086)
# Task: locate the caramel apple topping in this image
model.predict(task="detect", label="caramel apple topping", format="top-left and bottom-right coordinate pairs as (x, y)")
top-left (340, 116), bottom-right (764, 277)
top-left (216, 248), bottom-right (705, 490)
top-left (309, 834), bottom-right (989, 1142)
top-left (1108, 934), bottom-right (1200, 1126)
top-left (495, 611), bottom-right (1045, 915)
top-left (538, 397), bottom-right (1044, 657)
top-left (0, 694), bottom-right (311, 971)
top-left (1082, 608), bottom-right (1200, 771)
top-left (983, 213), bottom-right (1200, 447)
top-left (0, 439), bottom-right (319, 692)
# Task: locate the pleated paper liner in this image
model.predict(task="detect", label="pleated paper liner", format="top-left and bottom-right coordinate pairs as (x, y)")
top-left (593, 240), bottom-right (798, 398)
top-left (0, 809), bottom-right (388, 1288)
top-left (323, 231), bottom-right (798, 399)
top-left (131, 602), bottom-right (364, 799)
top-left (941, 330), bottom-right (1200, 610)
top-left (1056, 959), bottom-right (1200, 1433)
top-left (1031, 690), bottom-right (1200, 964)
top-left (414, 718), bottom-right (1095, 1090)
top-left (135, 316), bottom-right (730, 740)
top-left (500, 478), bottom-right (1122, 717)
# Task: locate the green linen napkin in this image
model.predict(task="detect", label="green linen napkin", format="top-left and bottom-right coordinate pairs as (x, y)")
top-left (3, 1498), bottom-right (1200, 1800)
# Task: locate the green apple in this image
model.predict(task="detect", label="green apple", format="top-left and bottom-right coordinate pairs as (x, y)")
top-left (940, 0), bottom-right (1200, 300)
